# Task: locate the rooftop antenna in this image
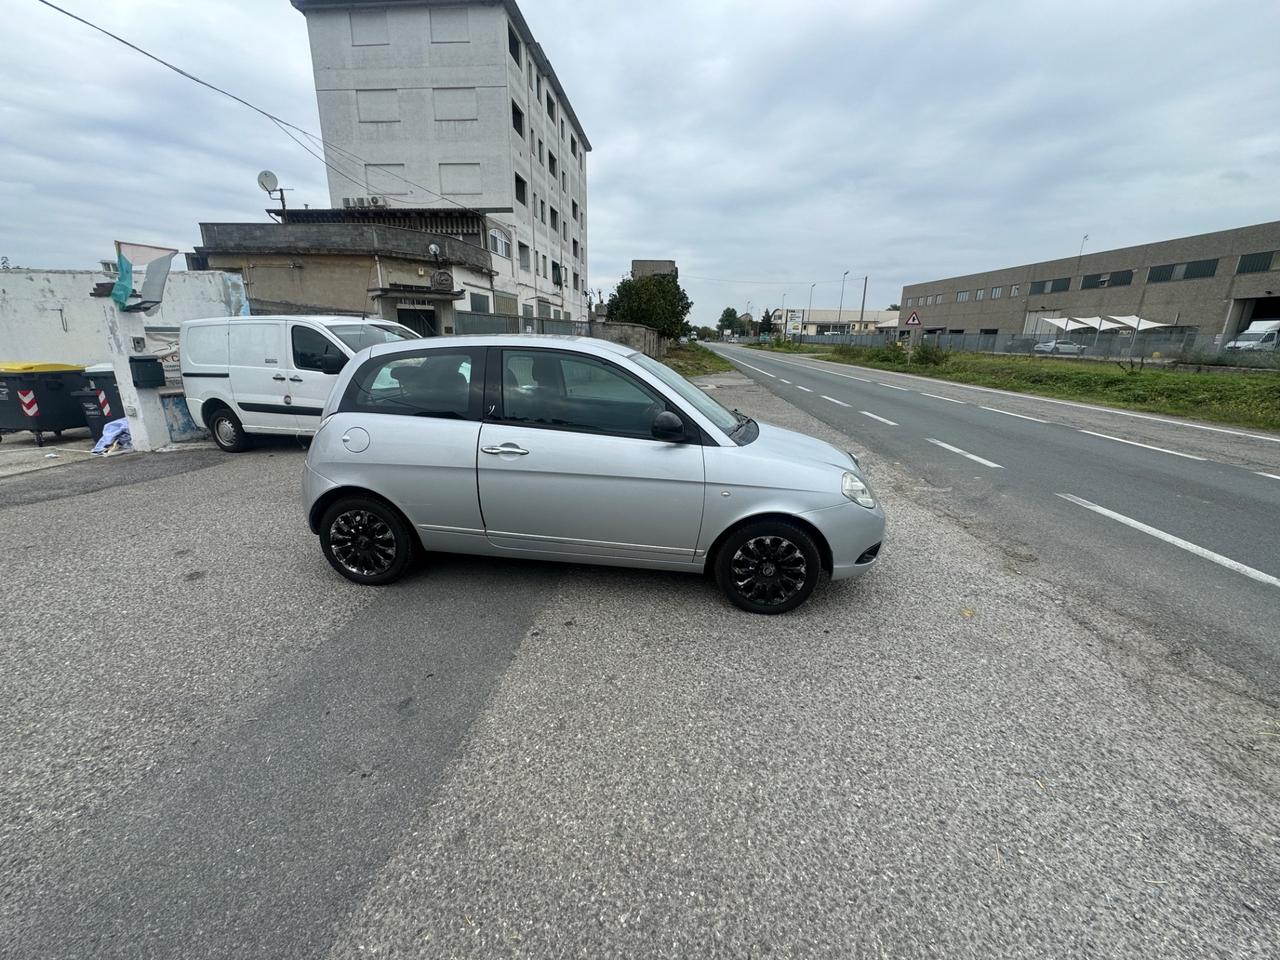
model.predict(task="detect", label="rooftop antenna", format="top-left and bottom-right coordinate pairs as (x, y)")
top-left (257, 170), bottom-right (291, 215)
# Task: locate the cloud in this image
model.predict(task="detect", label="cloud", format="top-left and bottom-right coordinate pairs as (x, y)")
top-left (2, 0), bottom-right (1278, 325)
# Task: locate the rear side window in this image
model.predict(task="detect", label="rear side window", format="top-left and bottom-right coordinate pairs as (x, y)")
top-left (292, 326), bottom-right (346, 371)
top-left (499, 350), bottom-right (666, 438)
top-left (183, 324), bottom-right (227, 365)
top-left (341, 349), bottom-right (481, 420)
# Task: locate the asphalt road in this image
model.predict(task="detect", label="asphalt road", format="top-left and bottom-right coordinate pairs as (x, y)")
top-left (710, 344), bottom-right (1280, 696)
top-left (2, 388), bottom-right (1277, 959)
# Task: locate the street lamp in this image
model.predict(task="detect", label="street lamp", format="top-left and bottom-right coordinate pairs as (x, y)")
top-left (806, 282), bottom-right (816, 340)
top-left (837, 269), bottom-right (849, 335)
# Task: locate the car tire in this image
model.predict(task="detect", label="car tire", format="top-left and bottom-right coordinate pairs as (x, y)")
top-left (319, 496), bottom-right (416, 586)
top-left (715, 520), bottom-right (822, 615)
top-left (208, 407), bottom-right (252, 453)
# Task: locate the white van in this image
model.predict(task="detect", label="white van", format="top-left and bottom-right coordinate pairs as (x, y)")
top-left (180, 315), bottom-right (420, 451)
top-left (1224, 319), bottom-right (1280, 352)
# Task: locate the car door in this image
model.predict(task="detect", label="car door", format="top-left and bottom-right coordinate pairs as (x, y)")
top-left (287, 322), bottom-right (350, 431)
top-left (476, 348), bottom-right (705, 562)
top-left (227, 321), bottom-right (294, 433)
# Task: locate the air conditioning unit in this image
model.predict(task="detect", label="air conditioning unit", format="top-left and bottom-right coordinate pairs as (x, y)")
top-left (356, 196), bottom-right (368, 207)
top-left (100, 259), bottom-right (118, 276)
top-left (369, 195), bottom-right (385, 207)
top-left (342, 197), bottom-right (354, 208)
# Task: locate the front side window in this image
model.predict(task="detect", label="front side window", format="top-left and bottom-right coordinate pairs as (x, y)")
top-left (292, 326), bottom-right (346, 371)
top-left (629, 352), bottom-right (739, 434)
top-left (499, 350), bottom-right (668, 439)
top-left (343, 349), bottom-right (478, 419)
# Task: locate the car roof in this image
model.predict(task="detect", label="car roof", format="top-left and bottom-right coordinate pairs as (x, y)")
top-left (365, 334), bottom-right (636, 360)
top-left (180, 314), bottom-right (390, 327)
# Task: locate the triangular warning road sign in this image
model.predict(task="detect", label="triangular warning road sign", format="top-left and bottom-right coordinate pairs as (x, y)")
top-left (906, 311), bottom-right (922, 326)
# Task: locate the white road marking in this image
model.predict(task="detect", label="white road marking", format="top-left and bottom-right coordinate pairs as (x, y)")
top-left (881, 383), bottom-right (911, 391)
top-left (981, 405), bottom-right (1050, 424)
top-left (1079, 430), bottom-right (1207, 461)
top-left (795, 385), bottom-right (812, 392)
top-left (735, 350), bottom-right (1280, 443)
top-left (925, 438), bottom-right (1004, 469)
top-left (822, 395), bottom-right (852, 407)
top-left (1257, 472), bottom-right (1280, 481)
top-left (731, 358), bottom-right (776, 377)
top-left (860, 411), bottom-right (898, 426)
top-left (921, 392), bottom-right (966, 404)
top-left (779, 378), bottom-right (791, 384)
top-left (1057, 494), bottom-right (1280, 590)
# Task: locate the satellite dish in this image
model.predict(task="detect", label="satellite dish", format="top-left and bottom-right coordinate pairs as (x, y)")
top-left (257, 170), bottom-right (279, 193)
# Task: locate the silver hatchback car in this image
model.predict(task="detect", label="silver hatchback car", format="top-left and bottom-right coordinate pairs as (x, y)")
top-left (303, 336), bottom-right (884, 613)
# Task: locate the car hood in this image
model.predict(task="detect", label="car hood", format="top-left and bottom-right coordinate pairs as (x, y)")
top-left (749, 421), bottom-right (857, 472)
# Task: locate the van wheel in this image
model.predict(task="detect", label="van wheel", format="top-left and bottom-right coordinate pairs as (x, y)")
top-left (319, 496), bottom-right (415, 585)
top-left (208, 408), bottom-right (252, 452)
top-left (715, 520), bottom-right (821, 614)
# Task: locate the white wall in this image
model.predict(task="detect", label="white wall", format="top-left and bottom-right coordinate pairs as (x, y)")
top-left (0, 269), bottom-right (247, 366)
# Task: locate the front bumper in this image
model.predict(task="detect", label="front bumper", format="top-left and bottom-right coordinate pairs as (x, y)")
top-left (801, 499), bottom-right (886, 581)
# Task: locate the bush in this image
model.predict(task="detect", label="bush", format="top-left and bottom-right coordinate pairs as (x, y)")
top-left (910, 341), bottom-right (950, 366)
top-left (869, 342), bottom-right (908, 364)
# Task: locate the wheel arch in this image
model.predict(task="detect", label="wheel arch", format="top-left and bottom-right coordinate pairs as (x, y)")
top-left (198, 395), bottom-right (233, 430)
top-left (703, 512), bottom-right (833, 575)
top-left (309, 485), bottom-right (416, 540)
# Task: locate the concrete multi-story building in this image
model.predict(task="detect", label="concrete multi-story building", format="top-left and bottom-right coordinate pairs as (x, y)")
top-left (899, 220), bottom-right (1280, 342)
top-left (290, 0), bottom-right (590, 322)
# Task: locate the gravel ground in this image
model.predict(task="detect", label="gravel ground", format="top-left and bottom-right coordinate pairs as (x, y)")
top-left (325, 374), bottom-right (1279, 960)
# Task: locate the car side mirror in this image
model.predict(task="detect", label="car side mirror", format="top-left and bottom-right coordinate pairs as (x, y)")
top-left (651, 410), bottom-right (686, 442)
top-left (319, 354), bottom-right (347, 375)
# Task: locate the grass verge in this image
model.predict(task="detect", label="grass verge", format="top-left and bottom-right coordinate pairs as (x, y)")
top-left (664, 342), bottom-right (734, 378)
top-left (815, 347), bottom-right (1280, 431)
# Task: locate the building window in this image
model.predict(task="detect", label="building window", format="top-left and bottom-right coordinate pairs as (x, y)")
top-left (518, 242), bottom-right (530, 270)
top-left (508, 23), bottom-right (521, 64)
top-left (469, 292), bottom-right (490, 313)
top-left (527, 60), bottom-right (533, 90)
top-left (514, 174), bottom-right (527, 205)
top-left (562, 222), bottom-right (569, 241)
top-left (561, 171), bottom-right (567, 191)
top-left (1029, 278), bottom-right (1070, 295)
top-left (522, 303), bottom-right (534, 318)
top-left (1237, 251), bottom-right (1275, 274)
top-left (540, 199), bottom-right (546, 224)
top-left (572, 238), bottom-right (579, 258)
top-left (488, 228), bottom-right (512, 259)
top-left (1081, 269), bottom-right (1133, 289)
top-left (542, 254), bottom-right (548, 275)
top-left (975, 288), bottom-right (985, 300)
top-left (546, 94), bottom-right (556, 121)
top-left (956, 291), bottom-right (970, 302)
top-left (571, 200), bottom-right (579, 221)
top-left (948, 329), bottom-right (965, 334)
top-left (980, 328), bottom-right (998, 335)
top-left (548, 152), bottom-right (558, 178)
top-left (511, 101), bottom-right (524, 137)
top-left (991, 286), bottom-right (1002, 299)
top-left (561, 118), bottom-right (566, 140)
top-left (550, 208), bottom-right (559, 231)
top-left (1149, 259), bottom-right (1218, 283)
top-left (573, 271), bottom-right (579, 291)
top-left (1010, 284), bottom-right (1020, 297)
top-left (571, 136), bottom-right (578, 157)
top-left (551, 261), bottom-right (563, 286)
top-left (537, 139), bottom-right (544, 163)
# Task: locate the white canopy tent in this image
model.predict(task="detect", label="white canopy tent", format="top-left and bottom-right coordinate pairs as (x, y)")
top-left (1068, 316), bottom-right (1125, 331)
top-left (1041, 316), bottom-right (1096, 334)
top-left (1107, 315), bottom-right (1171, 331)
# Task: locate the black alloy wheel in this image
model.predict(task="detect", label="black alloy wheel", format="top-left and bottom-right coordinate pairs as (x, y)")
top-left (319, 496), bottom-right (415, 585)
top-left (715, 520), bottom-right (822, 614)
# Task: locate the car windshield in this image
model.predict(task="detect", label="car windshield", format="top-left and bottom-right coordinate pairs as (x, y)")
top-left (629, 351), bottom-right (740, 433)
top-left (1234, 331), bottom-right (1265, 342)
top-left (328, 323), bottom-right (419, 352)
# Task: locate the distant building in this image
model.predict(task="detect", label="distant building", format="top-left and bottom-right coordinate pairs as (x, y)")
top-left (798, 308), bottom-right (897, 336)
top-left (900, 220), bottom-right (1280, 341)
top-left (631, 260), bottom-right (678, 280)
top-left (289, 0), bottom-right (590, 320)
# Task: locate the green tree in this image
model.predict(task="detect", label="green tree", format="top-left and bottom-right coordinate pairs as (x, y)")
top-left (759, 308), bottom-right (775, 336)
top-left (717, 307), bottom-right (739, 334)
top-left (606, 273), bottom-right (693, 340)
top-left (888, 303), bottom-right (901, 311)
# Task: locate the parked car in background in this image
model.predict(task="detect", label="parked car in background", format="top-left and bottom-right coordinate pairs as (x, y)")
top-left (1033, 339), bottom-right (1087, 355)
top-left (1224, 320), bottom-right (1280, 351)
top-left (302, 336), bottom-right (884, 613)
top-left (180, 315), bottom-right (420, 452)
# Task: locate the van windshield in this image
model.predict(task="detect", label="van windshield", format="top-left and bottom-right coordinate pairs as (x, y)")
top-left (328, 323), bottom-right (419, 352)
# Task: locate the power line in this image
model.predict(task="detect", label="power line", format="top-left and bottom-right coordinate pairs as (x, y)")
top-left (31, 0), bottom-right (493, 226)
top-left (685, 274), bottom-right (869, 286)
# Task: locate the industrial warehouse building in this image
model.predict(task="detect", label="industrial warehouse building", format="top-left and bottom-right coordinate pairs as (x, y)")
top-left (899, 220), bottom-right (1280, 345)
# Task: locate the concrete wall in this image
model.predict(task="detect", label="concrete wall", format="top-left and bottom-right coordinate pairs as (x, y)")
top-left (297, 0), bottom-right (589, 322)
top-left (900, 220), bottom-right (1280, 337)
top-left (0, 269), bottom-right (247, 366)
top-left (592, 321), bottom-right (665, 359)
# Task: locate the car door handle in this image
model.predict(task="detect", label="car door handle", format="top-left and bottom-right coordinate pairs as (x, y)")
top-left (482, 444), bottom-right (529, 456)
top-left (272, 374), bottom-right (287, 381)
top-left (289, 376), bottom-right (304, 382)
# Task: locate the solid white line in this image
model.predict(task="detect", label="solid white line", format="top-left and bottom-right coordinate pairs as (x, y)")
top-left (737, 351), bottom-right (1280, 443)
top-left (925, 438), bottom-right (1004, 469)
top-left (821, 395), bottom-right (852, 407)
top-left (881, 383), bottom-right (911, 391)
top-left (1257, 472), bottom-right (1280, 481)
top-left (1057, 494), bottom-right (1280, 590)
top-left (981, 405), bottom-right (1050, 424)
top-left (795, 385), bottom-right (812, 392)
top-left (1079, 430), bottom-right (1207, 462)
top-left (731, 358), bottom-right (777, 377)
top-left (921, 392), bottom-right (966, 404)
top-left (779, 378), bottom-right (792, 384)
top-left (860, 411), bottom-right (898, 426)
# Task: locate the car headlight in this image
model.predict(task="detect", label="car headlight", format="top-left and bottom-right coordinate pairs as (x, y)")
top-left (841, 471), bottom-right (876, 508)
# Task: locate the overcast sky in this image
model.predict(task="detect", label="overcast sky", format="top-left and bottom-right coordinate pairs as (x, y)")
top-left (3, 0), bottom-right (1279, 326)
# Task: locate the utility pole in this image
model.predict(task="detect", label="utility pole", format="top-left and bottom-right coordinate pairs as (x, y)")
top-left (858, 275), bottom-right (868, 329)
top-left (837, 270), bottom-right (849, 334)
top-left (807, 282), bottom-right (816, 339)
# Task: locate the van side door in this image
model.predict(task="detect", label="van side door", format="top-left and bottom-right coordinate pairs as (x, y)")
top-left (287, 322), bottom-right (350, 432)
top-left (227, 321), bottom-right (294, 434)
